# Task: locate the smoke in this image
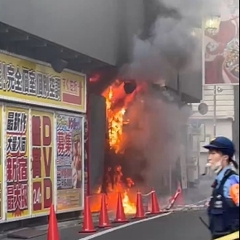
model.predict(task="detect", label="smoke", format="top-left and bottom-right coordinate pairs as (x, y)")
top-left (118, 0), bottom-right (220, 203)
top-left (118, 88), bottom-right (191, 198)
top-left (121, 0), bottom-right (219, 83)
top-left (116, 87), bottom-right (214, 207)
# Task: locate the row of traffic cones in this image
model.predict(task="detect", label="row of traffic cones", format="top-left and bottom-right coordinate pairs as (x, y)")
top-left (134, 189), bottom-right (164, 219)
top-left (80, 192), bottom-right (127, 233)
top-left (46, 188), bottom-right (168, 239)
top-left (80, 189), bottom-right (165, 233)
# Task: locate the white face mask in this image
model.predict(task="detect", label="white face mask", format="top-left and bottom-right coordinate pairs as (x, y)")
top-left (210, 160), bottom-right (222, 173)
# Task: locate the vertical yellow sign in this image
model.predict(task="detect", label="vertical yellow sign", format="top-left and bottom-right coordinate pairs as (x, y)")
top-left (0, 105), bottom-right (2, 220)
top-left (5, 107), bottom-right (29, 219)
top-left (31, 110), bottom-right (54, 215)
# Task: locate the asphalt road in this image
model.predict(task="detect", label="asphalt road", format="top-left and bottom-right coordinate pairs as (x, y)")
top-left (78, 210), bottom-right (211, 240)
top-left (89, 211), bottom-right (211, 240)
top-left (2, 210), bottom-right (211, 240)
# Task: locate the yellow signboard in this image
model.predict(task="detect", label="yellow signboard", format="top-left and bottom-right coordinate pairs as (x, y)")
top-left (31, 110), bottom-right (54, 215)
top-left (5, 106), bottom-right (30, 219)
top-left (0, 51), bottom-right (86, 113)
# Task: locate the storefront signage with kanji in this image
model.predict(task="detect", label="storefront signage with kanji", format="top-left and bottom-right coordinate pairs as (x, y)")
top-left (0, 51), bottom-right (86, 112)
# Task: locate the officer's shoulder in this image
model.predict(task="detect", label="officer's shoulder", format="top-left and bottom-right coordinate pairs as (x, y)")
top-left (228, 173), bottom-right (239, 184)
top-left (225, 168), bottom-right (238, 175)
top-left (224, 169), bottom-right (236, 177)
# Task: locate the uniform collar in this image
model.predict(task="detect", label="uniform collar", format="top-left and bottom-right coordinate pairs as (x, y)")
top-left (215, 166), bottom-right (232, 183)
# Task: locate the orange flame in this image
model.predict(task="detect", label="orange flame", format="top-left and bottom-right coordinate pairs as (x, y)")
top-left (122, 191), bottom-right (136, 214)
top-left (101, 83), bottom-right (136, 214)
top-left (105, 86), bottom-right (126, 153)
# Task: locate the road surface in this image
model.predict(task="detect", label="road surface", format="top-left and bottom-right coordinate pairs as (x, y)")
top-left (83, 211), bottom-right (211, 240)
top-left (3, 210), bottom-right (211, 240)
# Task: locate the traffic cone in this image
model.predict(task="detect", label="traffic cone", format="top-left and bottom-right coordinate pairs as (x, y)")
top-left (112, 192), bottom-right (129, 223)
top-left (98, 194), bottom-right (111, 228)
top-left (175, 182), bottom-right (183, 206)
top-left (132, 190), bottom-right (145, 219)
top-left (47, 205), bottom-right (60, 240)
top-left (149, 189), bottom-right (160, 214)
top-left (79, 196), bottom-right (96, 233)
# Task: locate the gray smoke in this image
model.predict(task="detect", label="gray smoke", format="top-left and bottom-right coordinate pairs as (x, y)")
top-left (119, 0), bottom-right (220, 205)
top-left (122, 0), bottom-right (220, 84)
top-left (119, 88), bottom-right (191, 202)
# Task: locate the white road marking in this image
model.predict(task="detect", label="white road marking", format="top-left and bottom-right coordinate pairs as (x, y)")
top-left (78, 212), bottom-right (172, 240)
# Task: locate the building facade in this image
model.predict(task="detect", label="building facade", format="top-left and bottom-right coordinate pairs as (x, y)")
top-left (189, 85), bottom-right (235, 181)
top-left (0, 50), bottom-right (87, 222)
top-left (187, 0), bottom-right (239, 183)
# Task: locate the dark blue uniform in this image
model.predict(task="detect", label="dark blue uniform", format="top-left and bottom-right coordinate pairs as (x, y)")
top-left (204, 137), bottom-right (239, 239)
top-left (208, 169), bottom-right (239, 239)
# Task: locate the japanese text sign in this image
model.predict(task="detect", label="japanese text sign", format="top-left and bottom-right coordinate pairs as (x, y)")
top-left (56, 114), bottom-right (83, 212)
top-left (5, 107), bottom-right (29, 219)
top-left (0, 51), bottom-right (86, 112)
top-left (31, 111), bottom-right (54, 215)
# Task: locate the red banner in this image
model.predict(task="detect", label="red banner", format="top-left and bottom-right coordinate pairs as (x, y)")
top-left (31, 111), bottom-right (54, 215)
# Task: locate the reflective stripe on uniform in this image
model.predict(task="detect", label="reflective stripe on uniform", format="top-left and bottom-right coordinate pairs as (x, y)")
top-left (215, 231), bottom-right (239, 240)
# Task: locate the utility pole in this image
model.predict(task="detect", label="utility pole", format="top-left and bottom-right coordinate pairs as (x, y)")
top-left (213, 85), bottom-right (217, 137)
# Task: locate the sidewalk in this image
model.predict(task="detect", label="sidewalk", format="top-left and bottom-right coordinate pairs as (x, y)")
top-left (0, 212), bottom-right (115, 240)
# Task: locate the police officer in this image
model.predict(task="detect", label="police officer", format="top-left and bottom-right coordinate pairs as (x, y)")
top-left (203, 136), bottom-right (239, 239)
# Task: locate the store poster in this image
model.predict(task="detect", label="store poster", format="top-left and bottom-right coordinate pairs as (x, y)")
top-left (5, 107), bottom-right (29, 219)
top-left (56, 114), bottom-right (83, 211)
top-left (31, 110), bottom-right (54, 215)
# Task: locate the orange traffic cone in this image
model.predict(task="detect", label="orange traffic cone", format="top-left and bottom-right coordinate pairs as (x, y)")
top-left (47, 205), bottom-right (60, 240)
top-left (132, 190), bottom-right (145, 219)
top-left (149, 189), bottom-right (160, 214)
top-left (98, 194), bottom-right (111, 228)
top-left (79, 196), bottom-right (96, 233)
top-left (112, 192), bottom-right (129, 223)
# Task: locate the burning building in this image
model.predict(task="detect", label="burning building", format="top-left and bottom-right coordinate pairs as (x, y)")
top-left (85, 1), bottom-right (204, 212)
top-left (87, 72), bottom-right (194, 214)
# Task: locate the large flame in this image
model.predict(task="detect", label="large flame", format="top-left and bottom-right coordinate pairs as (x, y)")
top-left (101, 83), bottom-right (136, 214)
top-left (105, 86), bottom-right (125, 153)
top-left (90, 166), bottom-right (136, 214)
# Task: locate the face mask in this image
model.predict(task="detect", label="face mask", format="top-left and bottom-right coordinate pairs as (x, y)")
top-left (210, 160), bottom-right (222, 173)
